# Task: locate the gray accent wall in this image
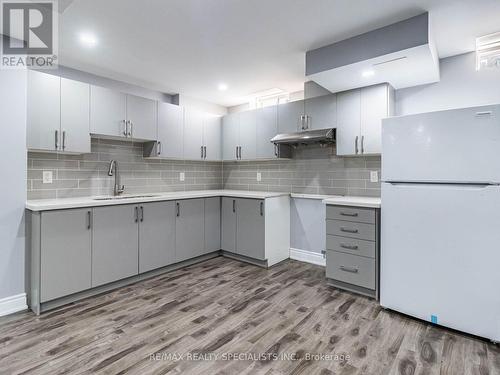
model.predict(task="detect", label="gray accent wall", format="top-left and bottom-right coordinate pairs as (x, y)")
top-left (27, 138), bottom-right (223, 200)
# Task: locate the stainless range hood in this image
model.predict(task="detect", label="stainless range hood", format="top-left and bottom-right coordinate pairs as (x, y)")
top-left (271, 128), bottom-right (335, 146)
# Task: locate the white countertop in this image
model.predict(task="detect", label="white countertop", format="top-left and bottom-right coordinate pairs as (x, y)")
top-left (290, 193), bottom-right (339, 200)
top-left (322, 196), bottom-right (381, 208)
top-left (26, 190), bottom-right (289, 211)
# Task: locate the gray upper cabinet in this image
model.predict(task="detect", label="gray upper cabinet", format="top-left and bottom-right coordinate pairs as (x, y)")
top-left (92, 204), bottom-right (139, 287)
top-left (238, 110), bottom-right (257, 160)
top-left (256, 105), bottom-right (278, 159)
top-left (203, 115), bottom-right (222, 161)
top-left (40, 208), bottom-right (92, 302)
top-left (126, 94), bottom-right (157, 141)
top-left (236, 199), bottom-right (265, 260)
top-left (221, 197), bottom-right (237, 253)
top-left (90, 85), bottom-right (128, 139)
top-left (222, 113), bottom-right (240, 160)
top-left (304, 94), bottom-right (336, 130)
top-left (277, 100), bottom-right (304, 134)
top-left (336, 83), bottom-right (393, 156)
top-left (60, 78), bottom-right (91, 153)
top-left (175, 199), bottom-right (205, 262)
top-left (204, 197), bottom-right (221, 253)
top-left (156, 102), bottom-right (184, 158)
top-left (183, 108), bottom-right (205, 160)
top-left (139, 202), bottom-right (176, 273)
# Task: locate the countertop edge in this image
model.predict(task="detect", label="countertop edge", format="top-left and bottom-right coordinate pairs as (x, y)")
top-left (322, 198), bottom-right (381, 209)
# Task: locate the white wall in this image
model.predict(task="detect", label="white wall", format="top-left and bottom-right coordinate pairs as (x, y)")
top-left (396, 52), bottom-right (500, 115)
top-left (173, 94), bottom-right (228, 116)
top-left (290, 198), bottom-right (326, 254)
top-left (0, 69), bottom-right (27, 303)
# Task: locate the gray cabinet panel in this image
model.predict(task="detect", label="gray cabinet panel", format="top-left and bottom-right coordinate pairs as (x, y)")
top-left (157, 102), bottom-right (184, 158)
top-left (184, 108), bottom-right (205, 160)
top-left (203, 115), bottom-right (222, 161)
top-left (222, 113), bottom-right (239, 160)
top-left (90, 85), bottom-right (127, 138)
top-left (61, 78), bottom-right (91, 153)
top-left (139, 202), bottom-right (176, 273)
top-left (92, 205), bottom-right (139, 287)
top-left (304, 94), bottom-right (336, 130)
top-left (326, 250), bottom-right (375, 290)
top-left (221, 197), bottom-right (236, 252)
top-left (126, 94), bottom-right (157, 141)
top-left (40, 209), bottom-right (91, 302)
top-left (360, 84), bottom-right (388, 154)
top-left (204, 197), bottom-right (221, 253)
top-left (326, 219), bottom-right (375, 241)
top-left (326, 205), bottom-right (376, 224)
top-left (256, 106), bottom-right (278, 159)
top-left (236, 199), bottom-right (265, 260)
top-left (336, 89), bottom-right (361, 155)
top-left (277, 100), bottom-right (304, 134)
top-left (326, 235), bottom-right (375, 259)
top-left (175, 199), bottom-right (205, 262)
top-left (239, 110), bottom-right (257, 159)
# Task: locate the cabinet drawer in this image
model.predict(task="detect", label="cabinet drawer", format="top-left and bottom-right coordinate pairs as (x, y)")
top-left (326, 235), bottom-right (375, 258)
top-left (326, 250), bottom-right (375, 290)
top-left (326, 219), bottom-right (375, 241)
top-left (326, 205), bottom-right (375, 224)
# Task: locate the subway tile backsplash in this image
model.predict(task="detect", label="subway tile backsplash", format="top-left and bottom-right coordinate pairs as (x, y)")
top-left (27, 140), bottom-right (381, 199)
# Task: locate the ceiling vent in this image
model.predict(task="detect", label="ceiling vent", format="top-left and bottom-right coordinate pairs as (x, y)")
top-left (476, 32), bottom-right (500, 70)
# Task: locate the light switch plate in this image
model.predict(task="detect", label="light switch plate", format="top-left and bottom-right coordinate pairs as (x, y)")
top-left (256, 172), bottom-right (262, 182)
top-left (42, 171), bottom-right (53, 184)
top-left (370, 171), bottom-right (379, 183)
top-left (179, 172), bottom-right (185, 182)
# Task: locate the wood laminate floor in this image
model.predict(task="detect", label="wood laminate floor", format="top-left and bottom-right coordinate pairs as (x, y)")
top-left (0, 257), bottom-right (499, 375)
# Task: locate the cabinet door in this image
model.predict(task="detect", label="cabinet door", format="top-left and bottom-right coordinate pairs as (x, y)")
top-left (90, 85), bottom-right (127, 138)
top-left (222, 113), bottom-right (239, 160)
top-left (92, 205), bottom-right (139, 286)
top-left (126, 94), bottom-right (157, 141)
top-left (40, 209), bottom-right (91, 302)
top-left (277, 100), bottom-right (304, 134)
top-left (175, 199), bottom-right (205, 262)
top-left (203, 115), bottom-right (222, 161)
top-left (239, 110), bottom-right (257, 159)
top-left (221, 197), bottom-right (237, 253)
top-left (204, 197), bottom-right (221, 253)
top-left (236, 199), bottom-right (265, 260)
top-left (336, 89), bottom-right (361, 156)
top-left (60, 78), bottom-right (91, 153)
top-left (139, 202), bottom-right (176, 273)
top-left (157, 102), bottom-right (184, 158)
top-left (183, 108), bottom-right (205, 160)
top-left (360, 84), bottom-right (388, 154)
top-left (304, 94), bottom-right (336, 130)
top-left (256, 105), bottom-right (278, 159)
top-left (27, 70), bottom-right (60, 151)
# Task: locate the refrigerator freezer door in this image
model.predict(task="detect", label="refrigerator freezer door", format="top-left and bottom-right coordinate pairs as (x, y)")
top-left (381, 182), bottom-right (500, 341)
top-left (382, 105), bottom-right (500, 183)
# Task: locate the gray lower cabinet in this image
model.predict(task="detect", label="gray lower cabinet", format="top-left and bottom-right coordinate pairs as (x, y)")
top-left (221, 197), bottom-right (237, 253)
top-left (139, 202), bottom-right (176, 273)
top-left (175, 199), bottom-right (205, 262)
top-left (236, 199), bottom-right (265, 260)
top-left (204, 197), bottom-right (221, 253)
top-left (92, 204), bottom-right (139, 287)
top-left (40, 209), bottom-right (92, 302)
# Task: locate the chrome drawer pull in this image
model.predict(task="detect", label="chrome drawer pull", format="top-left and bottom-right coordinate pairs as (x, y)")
top-left (340, 243), bottom-right (358, 250)
top-left (475, 111), bottom-right (492, 117)
top-left (340, 212), bottom-right (358, 217)
top-left (340, 265), bottom-right (359, 273)
top-left (340, 227), bottom-right (359, 234)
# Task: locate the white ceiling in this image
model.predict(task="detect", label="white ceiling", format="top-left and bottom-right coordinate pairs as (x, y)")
top-left (58, 0), bottom-right (500, 107)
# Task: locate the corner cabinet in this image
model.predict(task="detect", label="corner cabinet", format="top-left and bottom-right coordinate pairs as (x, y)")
top-left (336, 83), bottom-right (394, 156)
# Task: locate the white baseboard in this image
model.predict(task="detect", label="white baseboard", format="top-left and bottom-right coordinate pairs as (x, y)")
top-left (0, 293), bottom-right (27, 317)
top-left (290, 248), bottom-right (326, 267)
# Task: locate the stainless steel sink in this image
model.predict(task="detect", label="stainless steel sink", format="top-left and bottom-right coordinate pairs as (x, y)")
top-left (93, 194), bottom-right (159, 201)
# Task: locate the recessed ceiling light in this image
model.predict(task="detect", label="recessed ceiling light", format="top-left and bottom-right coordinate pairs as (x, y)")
top-left (79, 32), bottom-right (98, 47)
top-left (218, 83), bottom-right (228, 91)
top-left (362, 69), bottom-right (375, 78)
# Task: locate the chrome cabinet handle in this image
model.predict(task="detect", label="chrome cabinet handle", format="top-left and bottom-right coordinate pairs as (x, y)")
top-left (201, 145), bottom-right (204, 159)
top-left (340, 211), bottom-right (358, 217)
top-left (355, 136), bottom-right (359, 154)
top-left (238, 146), bottom-right (242, 159)
top-left (235, 146), bottom-right (238, 159)
top-left (340, 243), bottom-right (358, 250)
top-left (134, 206), bottom-right (138, 223)
top-left (340, 265), bottom-right (359, 273)
top-left (140, 206), bottom-right (144, 222)
top-left (55, 130), bottom-right (59, 150)
top-left (176, 202), bottom-right (180, 217)
top-left (476, 111), bottom-right (492, 117)
top-left (87, 210), bottom-right (92, 230)
top-left (232, 199), bottom-right (236, 213)
top-left (274, 144), bottom-right (278, 157)
top-left (361, 135), bottom-right (364, 154)
top-left (204, 146), bottom-right (207, 159)
top-left (123, 120), bottom-right (128, 136)
top-left (62, 130), bottom-right (66, 150)
top-left (128, 121), bottom-right (133, 137)
top-left (340, 227), bottom-right (359, 234)
top-left (260, 201), bottom-right (264, 216)
top-left (157, 141), bottom-right (162, 156)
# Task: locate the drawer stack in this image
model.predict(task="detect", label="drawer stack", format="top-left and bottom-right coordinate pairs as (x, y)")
top-left (325, 205), bottom-right (379, 299)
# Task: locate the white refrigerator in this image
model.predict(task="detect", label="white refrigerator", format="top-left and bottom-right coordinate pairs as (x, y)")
top-left (381, 104), bottom-right (500, 342)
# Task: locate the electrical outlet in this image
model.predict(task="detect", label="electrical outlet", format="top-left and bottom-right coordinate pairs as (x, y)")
top-left (370, 171), bottom-right (379, 183)
top-left (42, 171), bottom-right (53, 184)
top-left (179, 172), bottom-right (185, 182)
top-left (256, 172), bottom-right (262, 182)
